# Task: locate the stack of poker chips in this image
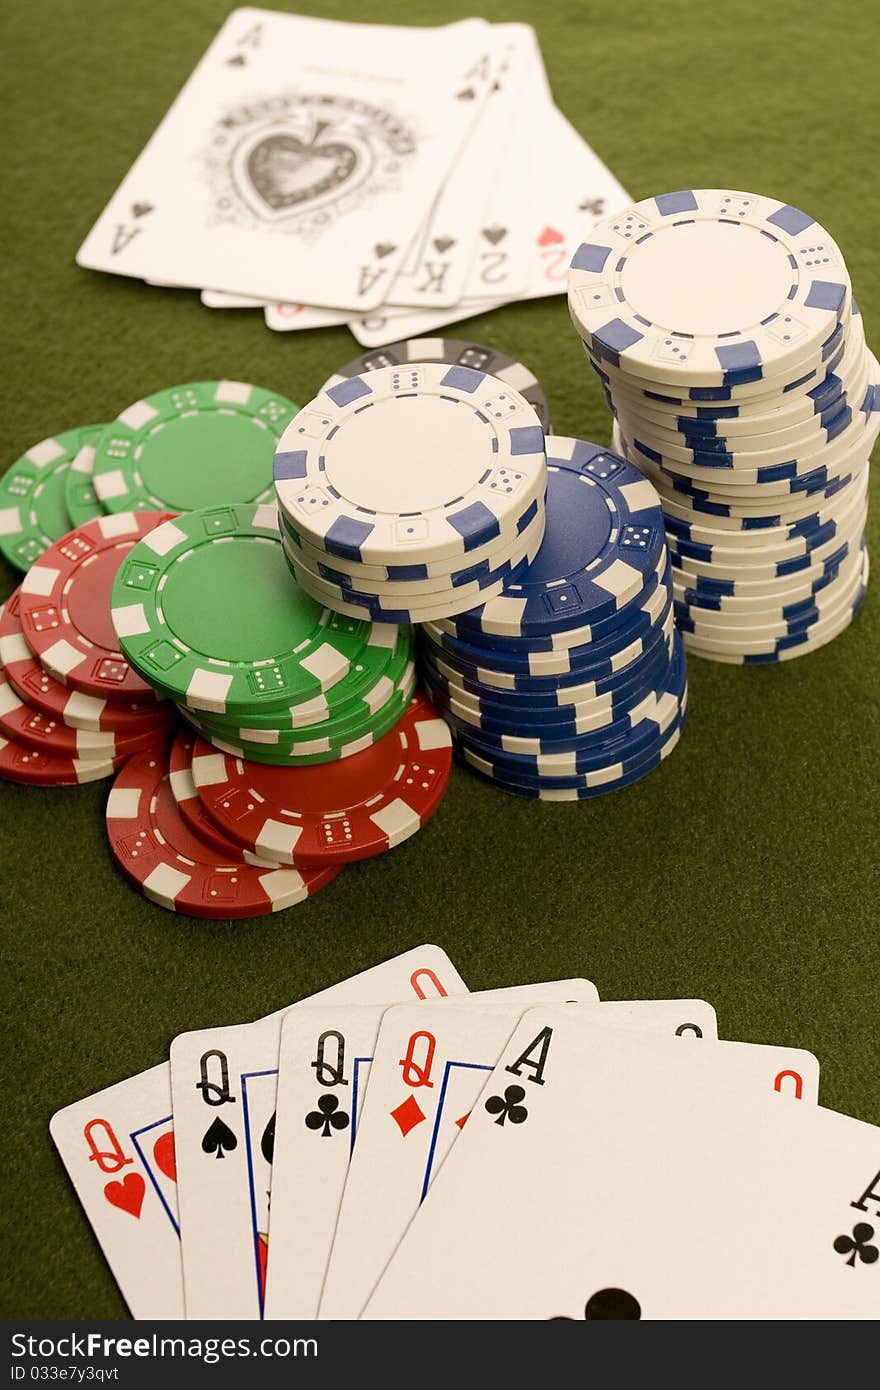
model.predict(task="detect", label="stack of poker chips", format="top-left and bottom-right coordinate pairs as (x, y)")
top-left (110, 503), bottom-right (418, 767)
top-left (418, 437), bottom-right (687, 801)
top-left (0, 516), bottom-right (175, 787)
top-left (568, 189), bottom-right (879, 664)
top-left (273, 361), bottom-right (549, 625)
top-left (104, 502), bottom-right (452, 916)
top-left (0, 382), bottom-right (300, 575)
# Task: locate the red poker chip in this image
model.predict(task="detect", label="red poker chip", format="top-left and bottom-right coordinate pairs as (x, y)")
top-left (16, 512), bottom-right (173, 701)
top-left (0, 726), bottom-right (123, 786)
top-left (190, 691), bottom-right (453, 867)
top-left (168, 729), bottom-right (282, 867)
top-left (0, 662), bottom-right (168, 762)
top-left (1, 590), bottom-right (171, 734)
top-left (106, 745), bottom-right (339, 918)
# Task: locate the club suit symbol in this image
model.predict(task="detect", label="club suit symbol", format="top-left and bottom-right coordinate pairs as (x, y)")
top-left (833, 1223), bottom-right (879, 1268)
top-left (305, 1095), bottom-right (350, 1137)
top-left (484, 1084), bottom-right (528, 1126)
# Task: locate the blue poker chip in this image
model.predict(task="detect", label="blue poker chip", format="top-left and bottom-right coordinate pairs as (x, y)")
top-left (423, 575), bottom-right (672, 679)
top-left (460, 699), bottom-right (687, 791)
top-left (441, 437), bottom-right (666, 641)
top-left (434, 656), bottom-right (683, 762)
top-left (420, 631), bottom-right (674, 731)
top-left (446, 635), bottom-right (685, 772)
top-left (427, 550), bottom-right (669, 657)
top-left (462, 700), bottom-right (687, 798)
top-left (420, 602), bottom-right (673, 696)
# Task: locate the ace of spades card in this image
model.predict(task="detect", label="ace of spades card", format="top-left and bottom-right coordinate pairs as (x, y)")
top-left (77, 8), bottom-right (493, 311)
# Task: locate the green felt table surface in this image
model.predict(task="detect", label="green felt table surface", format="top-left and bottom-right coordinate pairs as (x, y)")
top-left (2, 0), bottom-right (878, 1321)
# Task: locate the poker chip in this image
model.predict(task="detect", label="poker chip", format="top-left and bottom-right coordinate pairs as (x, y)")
top-left (91, 381), bottom-right (299, 514)
top-left (189, 691), bottom-right (452, 866)
top-left (442, 437), bottom-right (666, 641)
top-left (280, 501), bottom-right (546, 598)
top-left (0, 588), bottom-right (171, 734)
top-left (178, 623), bottom-right (414, 738)
top-left (281, 515), bottom-right (544, 625)
top-left (106, 744), bottom-right (339, 918)
top-left (17, 511), bottom-right (173, 699)
top-left (183, 660), bottom-right (417, 766)
top-left (63, 428), bottom-right (109, 528)
top-left (0, 425), bottom-right (106, 572)
top-left (569, 191), bottom-right (850, 389)
top-left (0, 662), bottom-right (163, 762)
top-left (423, 569), bottom-right (673, 679)
top-left (168, 730), bottom-right (283, 865)
top-left (464, 705), bottom-right (686, 801)
top-left (410, 430), bottom-right (686, 796)
top-left (274, 362), bottom-right (547, 568)
top-left (571, 192), bottom-right (874, 662)
top-left (0, 729), bottom-right (122, 786)
top-left (111, 504), bottom-right (404, 716)
top-left (457, 659), bottom-right (688, 783)
top-left (319, 338), bottom-right (552, 433)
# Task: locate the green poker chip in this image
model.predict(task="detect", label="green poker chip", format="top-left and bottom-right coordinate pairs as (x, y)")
top-left (181, 672), bottom-right (416, 765)
top-left (186, 656), bottom-right (417, 758)
top-left (110, 502), bottom-right (405, 716)
top-left (181, 622), bottom-right (414, 735)
top-left (0, 423), bottom-right (104, 571)
top-left (63, 424), bottom-right (109, 527)
top-left (92, 380), bottom-right (299, 514)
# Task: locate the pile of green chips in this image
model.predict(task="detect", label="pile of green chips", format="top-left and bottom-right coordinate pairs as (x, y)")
top-left (110, 502), bottom-right (415, 766)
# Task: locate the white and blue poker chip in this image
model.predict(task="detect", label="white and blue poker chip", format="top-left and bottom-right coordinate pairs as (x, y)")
top-left (274, 361), bottom-right (547, 568)
top-left (569, 191), bottom-right (851, 391)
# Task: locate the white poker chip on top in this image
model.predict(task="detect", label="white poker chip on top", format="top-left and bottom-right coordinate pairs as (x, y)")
top-left (273, 363), bottom-right (547, 568)
top-left (568, 189), bottom-right (851, 389)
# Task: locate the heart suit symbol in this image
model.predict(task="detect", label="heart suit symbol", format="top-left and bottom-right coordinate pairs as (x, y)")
top-left (104, 1172), bottom-right (146, 1219)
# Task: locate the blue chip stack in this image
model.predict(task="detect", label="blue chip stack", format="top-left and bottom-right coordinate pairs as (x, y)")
top-left (568, 188), bottom-right (879, 665)
top-left (418, 437), bottom-right (687, 800)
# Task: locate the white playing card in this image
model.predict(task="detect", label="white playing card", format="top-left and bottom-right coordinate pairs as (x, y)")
top-left (363, 1009), bottom-right (840, 1320)
top-left (385, 25), bottom-right (535, 310)
top-left (264, 1003), bottom-right (387, 1322)
top-left (321, 987), bottom-right (716, 1321)
top-left (201, 289), bottom-right (267, 309)
top-left (263, 301), bottom-right (350, 332)
top-left (77, 9), bottom-right (492, 311)
top-left (169, 944), bottom-right (468, 1320)
top-left (347, 71), bottom-right (630, 348)
top-left (50, 1065), bottom-right (181, 1319)
top-left (263, 977), bottom-right (597, 1321)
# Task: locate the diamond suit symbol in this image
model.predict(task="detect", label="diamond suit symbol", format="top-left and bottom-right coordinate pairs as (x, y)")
top-left (390, 1093), bottom-right (426, 1136)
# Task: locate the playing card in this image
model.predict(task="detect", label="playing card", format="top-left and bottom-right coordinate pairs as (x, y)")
top-left (363, 1009), bottom-right (842, 1320)
top-left (77, 9), bottom-right (492, 311)
top-left (201, 289), bottom-right (267, 309)
top-left (264, 977), bottom-right (597, 1320)
top-left (262, 301), bottom-right (349, 332)
top-left (50, 1064), bottom-right (182, 1319)
top-left (347, 71), bottom-right (630, 348)
top-left (320, 988), bottom-right (717, 1321)
top-left (169, 944), bottom-right (468, 1320)
top-left (385, 25), bottom-right (536, 310)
